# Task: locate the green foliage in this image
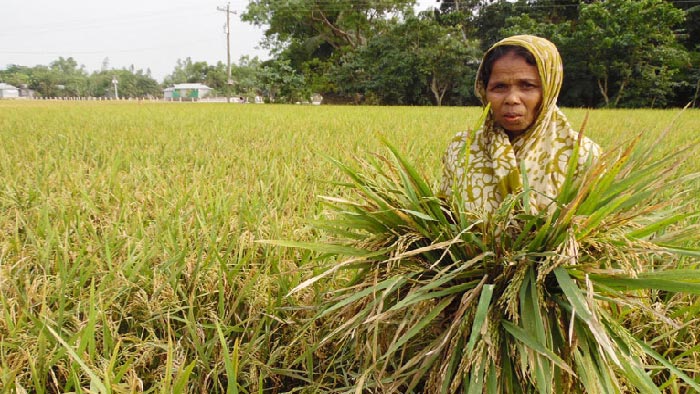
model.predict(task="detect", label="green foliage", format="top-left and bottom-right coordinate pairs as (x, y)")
top-left (334, 15), bottom-right (481, 105)
top-left (573, 0), bottom-right (687, 107)
top-left (0, 64), bottom-right (32, 87)
top-left (242, 0), bottom-right (415, 51)
top-left (164, 57), bottom-right (211, 85)
top-left (473, 0), bottom-right (524, 51)
top-left (495, 0), bottom-right (691, 108)
top-left (334, 24), bottom-right (425, 105)
top-left (259, 58), bottom-right (308, 102)
top-left (241, 0), bottom-right (415, 98)
top-left (0, 57), bottom-right (160, 98)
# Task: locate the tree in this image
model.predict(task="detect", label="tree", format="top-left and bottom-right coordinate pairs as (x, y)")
top-left (231, 56), bottom-right (264, 97)
top-left (204, 62), bottom-right (229, 92)
top-left (164, 57), bottom-right (210, 85)
top-left (473, 0), bottom-right (524, 50)
top-left (333, 20), bottom-right (425, 105)
top-left (85, 72), bottom-right (112, 98)
top-left (132, 70), bottom-right (160, 98)
top-left (243, 0), bottom-right (416, 51)
top-left (668, 2), bottom-right (700, 107)
top-left (334, 15), bottom-right (480, 105)
top-left (418, 23), bottom-right (481, 106)
top-left (572, 0), bottom-right (687, 107)
top-left (0, 65), bottom-right (32, 87)
top-left (434, 0), bottom-right (481, 39)
top-left (243, 0), bottom-right (416, 97)
top-left (671, 1), bottom-right (700, 50)
top-left (259, 59), bottom-right (306, 103)
top-left (29, 65), bottom-right (60, 97)
top-left (497, 0), bottom-right (689, 107)
top-left (86, 69), bottom-right (160, 98)
top-left (49, 57), bottom-right (88, 96)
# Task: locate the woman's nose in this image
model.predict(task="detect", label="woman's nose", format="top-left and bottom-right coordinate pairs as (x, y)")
top-left (504, 89), bottom-right (521, 104)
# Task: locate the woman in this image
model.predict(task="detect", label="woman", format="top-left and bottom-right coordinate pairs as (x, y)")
top-left (440, 35), bottom-right (600, 214)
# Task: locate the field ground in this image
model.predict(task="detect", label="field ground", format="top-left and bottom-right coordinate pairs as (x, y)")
top-left (1, 101), bottom-right (699, 392)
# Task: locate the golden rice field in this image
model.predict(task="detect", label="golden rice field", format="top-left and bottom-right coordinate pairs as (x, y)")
top-left (0, 101), bottom-right (699, 392)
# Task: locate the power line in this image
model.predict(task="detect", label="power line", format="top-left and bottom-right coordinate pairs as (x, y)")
top-left (0, 38), bottom-right (218, 56)
top-left (231, 0), bottom-right (700, 12)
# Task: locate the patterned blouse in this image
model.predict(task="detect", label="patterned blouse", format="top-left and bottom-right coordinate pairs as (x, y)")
top-left (440, 35), bottom-right (601, 214)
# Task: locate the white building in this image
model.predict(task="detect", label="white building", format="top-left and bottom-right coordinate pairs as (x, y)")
top-left (163, 83), bottom-right (212, 101)
top-left (0, 83), bottom-right (19, 99)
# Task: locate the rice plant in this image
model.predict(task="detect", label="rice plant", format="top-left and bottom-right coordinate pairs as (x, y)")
top-left (286, 112), bottom-right (700, 392)
top-left (1, 101), bottom-right (698, 392)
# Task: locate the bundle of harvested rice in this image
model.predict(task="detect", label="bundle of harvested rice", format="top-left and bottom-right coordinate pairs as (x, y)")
top-left (280, 113), bottom-right (700, 393)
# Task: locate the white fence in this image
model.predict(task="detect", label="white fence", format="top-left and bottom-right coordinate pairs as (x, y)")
top-left (18, 96), bottom-right (257, 103)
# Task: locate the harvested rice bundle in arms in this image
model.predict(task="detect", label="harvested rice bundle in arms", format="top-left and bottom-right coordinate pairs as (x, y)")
top-left (284, 35), bottom-right (700, 393)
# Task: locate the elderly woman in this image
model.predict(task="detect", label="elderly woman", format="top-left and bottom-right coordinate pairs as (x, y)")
top-left (440, 35), bottom-right (600, 214)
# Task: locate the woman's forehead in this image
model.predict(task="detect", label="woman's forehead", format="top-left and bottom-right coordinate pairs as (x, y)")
top-left (489, 54), bottom-right (541, 82)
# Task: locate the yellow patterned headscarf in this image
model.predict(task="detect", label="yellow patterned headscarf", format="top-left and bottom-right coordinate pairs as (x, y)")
top-left (440, 35), bottom-right (600, 213)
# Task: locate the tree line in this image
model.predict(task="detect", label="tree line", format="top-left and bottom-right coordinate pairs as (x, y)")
top-left (0, 55), bottom-right (303, 103)
top-left (243, 0), bottom-right (700, 107)
top-left (2, 0), bottom-right (698, 107)
top-left (0, 57), bottom-right (163, 99)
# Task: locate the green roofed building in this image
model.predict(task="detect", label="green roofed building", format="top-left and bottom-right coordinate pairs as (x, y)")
top-left (163, 83), bottom-right (212, 101)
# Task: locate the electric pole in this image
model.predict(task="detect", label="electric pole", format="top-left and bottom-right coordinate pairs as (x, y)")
top-left (111, 76), bottom-right (119, 99)
top-left (217, 2), bottom-right (236, 103)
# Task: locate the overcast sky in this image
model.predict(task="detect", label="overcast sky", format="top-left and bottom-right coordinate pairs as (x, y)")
top-left (1, 0), bottom-right (437, 82)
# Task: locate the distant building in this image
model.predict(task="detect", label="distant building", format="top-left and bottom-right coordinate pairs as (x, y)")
top-left (0, 83), bottom-right (19, 99)
top-left (18, 84), bottom-right (36, 98)
top-left (163, 83), bottom-right (212, 101)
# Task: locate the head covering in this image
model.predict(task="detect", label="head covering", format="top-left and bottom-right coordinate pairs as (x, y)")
top-left (440, 35), bottom-right (600, 213)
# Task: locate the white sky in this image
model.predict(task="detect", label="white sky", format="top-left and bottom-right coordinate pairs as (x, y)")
top-left (0, 0), bottom-right (437, 83)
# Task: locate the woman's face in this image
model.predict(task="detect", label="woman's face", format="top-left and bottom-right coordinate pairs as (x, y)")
top-left (485, 51), bottom-right (542, 136)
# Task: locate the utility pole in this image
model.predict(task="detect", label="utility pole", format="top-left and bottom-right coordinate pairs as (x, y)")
top-left (217, 2), bottom-right (236, 103)
top-left (111, 76), bottom-right (119, 99)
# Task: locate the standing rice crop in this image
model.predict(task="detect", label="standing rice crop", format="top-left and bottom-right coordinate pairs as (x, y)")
top-left (1, 101), bottom-right (699, 392)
